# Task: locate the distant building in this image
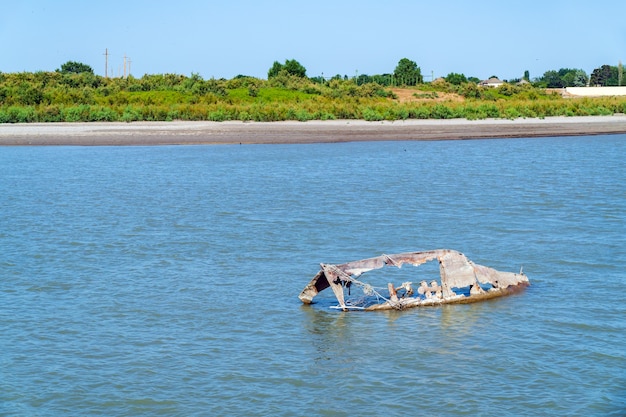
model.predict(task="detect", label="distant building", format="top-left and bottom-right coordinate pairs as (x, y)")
top-left (565, 86), bottom-right (626, 97)
top-left (479, 77), bottom-right (504, 87)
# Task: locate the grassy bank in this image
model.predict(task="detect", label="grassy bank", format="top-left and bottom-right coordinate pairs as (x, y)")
top-left (1, 71), bottom-right (626, 123)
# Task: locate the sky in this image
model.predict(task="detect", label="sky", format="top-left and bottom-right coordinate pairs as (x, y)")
top-left (2, 0), bottom-right (625, 81)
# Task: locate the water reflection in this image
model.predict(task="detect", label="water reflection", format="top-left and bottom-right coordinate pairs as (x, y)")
top-left (301, 306), bottom-right (350, 365)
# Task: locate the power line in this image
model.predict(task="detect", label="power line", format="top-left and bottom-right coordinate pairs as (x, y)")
top-left (104, 48), bottom-right (133, 78)
top-left (103, 48), bottom-right (109, 78)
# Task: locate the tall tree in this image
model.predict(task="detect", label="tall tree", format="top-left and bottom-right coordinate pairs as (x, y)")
top-left (58, 61), bottom-right (94, 74)
top-left (560, 69), bottom-right (588, 87)
top-left (542, 70), bottom-right (564, 88)
top-left (283, 59), bottom-right (306, 78)
top-left (268, 59), bottom-right (307, 79)
top-left (571, 70), bottom-right (588, 87)
top-left (539, 68), bottom-right (588, 87)
top-left (393, 58), bottom-right (422, 86)
top-left (589, 65), bottom-right (618, 86)
top-left (267, 61), bottom-right (283, 78)
top-left (444, 72), bottom-right (467, 85)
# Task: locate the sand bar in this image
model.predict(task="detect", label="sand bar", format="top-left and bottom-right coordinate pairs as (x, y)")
top-left (1, 115), bottom-right (626, 146)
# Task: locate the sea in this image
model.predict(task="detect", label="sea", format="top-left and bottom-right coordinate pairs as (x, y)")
top-left (1, 133), bottom-right (624, 416)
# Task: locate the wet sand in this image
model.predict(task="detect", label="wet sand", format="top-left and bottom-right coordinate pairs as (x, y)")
top-left (1, 116), bottom-right (626, 146)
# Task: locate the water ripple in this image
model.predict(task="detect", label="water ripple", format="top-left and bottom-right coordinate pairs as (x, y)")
top-left (1, 136), bottom-right (625, 416)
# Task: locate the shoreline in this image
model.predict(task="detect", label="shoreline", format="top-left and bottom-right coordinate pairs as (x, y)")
top-left (1, 115), bottom-right (626, 146)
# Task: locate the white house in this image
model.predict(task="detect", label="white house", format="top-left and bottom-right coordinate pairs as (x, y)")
top-left (479, 77), bottom-right (504, 87)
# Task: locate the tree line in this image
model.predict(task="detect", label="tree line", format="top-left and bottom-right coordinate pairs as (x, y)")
top-left (268, 58), bottom-right (624, 88)
top-left (12, 57), bottom-right (625, 88)
top-left (0, 57), bottom-right (625, 123)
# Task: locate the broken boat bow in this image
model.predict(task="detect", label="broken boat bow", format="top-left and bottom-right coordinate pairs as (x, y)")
top-left (299, 249), bottom-right (529, 311)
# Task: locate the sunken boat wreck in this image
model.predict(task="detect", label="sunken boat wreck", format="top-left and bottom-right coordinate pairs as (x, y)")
top-left (299, 249), bottom-right (529, 311)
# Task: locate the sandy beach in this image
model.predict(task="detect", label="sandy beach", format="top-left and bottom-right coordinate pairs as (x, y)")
top-left (1, 115), bottom-right (626, 146)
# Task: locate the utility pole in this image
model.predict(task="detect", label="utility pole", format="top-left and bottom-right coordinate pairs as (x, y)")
top-left (127, 58), bottom-right (131, 77)
top-left (123, 54), bottom-right (127, 78)
top-left (103, 48), bottom-right (109, 78)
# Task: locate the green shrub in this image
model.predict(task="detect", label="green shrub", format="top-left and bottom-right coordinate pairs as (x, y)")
top-left (38, 105), bottom-right (63, 122)
top-left (481, 89), bottom-right (500, 101)
top-left (121, 105), bottom-right (142, 122)
top-left (458, 83), bottom-right (482, 99)
top-left (7, 106), bottom-right (36, 123)
top-left (475, 103), bottom-right (500, 118)
top-left (127, 83), bottom-right (143, 92)
top-left (248, 85), bottom-right (258, 97)
top-left (362, 107), bottom-right (383, 121)
top-left (137, 105), bottom-right (168, 121)
top-left (461, 105), bottom-right (484, 120)
top-left (518, 106), bottom-right (537, 118)
top-left (89, 106), bottom-right (118, 121)
top-left (408, 105), bottom-right (431, 119)
top-left (166, 109), bottom-right (180, 121)
top-left (382, 106), bottom-right (409, 120)
top-left (208, 109), bottom-right (230, 121)
top-left (431, 104), bottom-right (454, 119)
top-left (503, 107), bottom-right (521, 119)
top-left (314, 111), bottom-right (336, 120)
top-left (238, 110), bottom-right (251, 121)
top-left (295, 109), bottom-right (313, 121)
top-left (62, 105), bottom-right (90, 122)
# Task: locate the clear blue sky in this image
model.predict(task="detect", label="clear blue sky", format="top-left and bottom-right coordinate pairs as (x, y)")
top-left (2, 0), bottom-right (624, 81)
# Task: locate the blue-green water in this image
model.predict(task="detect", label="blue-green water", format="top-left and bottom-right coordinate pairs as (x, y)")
top-left (1, 135), bottom-right (625, 416)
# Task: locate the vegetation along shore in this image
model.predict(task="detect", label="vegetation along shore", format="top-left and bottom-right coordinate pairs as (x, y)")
top-left (1, 58), bottom-right (626, 126)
